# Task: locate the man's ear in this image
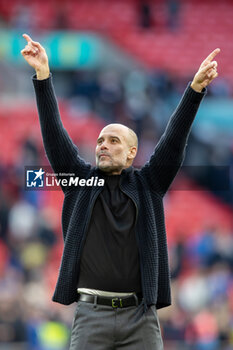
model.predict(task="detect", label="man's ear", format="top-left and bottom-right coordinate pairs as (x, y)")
top-left (127, 146), bottom-right (137, 160)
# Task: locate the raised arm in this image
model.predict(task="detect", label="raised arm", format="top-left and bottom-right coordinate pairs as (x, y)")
top-left (141, 49), bottom-right (220, 196)
top-left (21, 34), bottom-right (91, 180)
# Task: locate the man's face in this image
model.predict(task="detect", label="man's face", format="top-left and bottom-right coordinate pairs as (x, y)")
top-left (95, 124), bottom-right (136, 175)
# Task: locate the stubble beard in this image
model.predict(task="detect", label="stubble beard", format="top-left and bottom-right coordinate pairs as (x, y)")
top-left (97, 159), bottom-right (123, 175)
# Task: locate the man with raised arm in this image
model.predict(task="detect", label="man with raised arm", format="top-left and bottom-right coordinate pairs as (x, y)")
top-left (21, 33), bottom-right (219, 350)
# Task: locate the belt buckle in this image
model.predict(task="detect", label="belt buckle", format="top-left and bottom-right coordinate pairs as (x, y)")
top-left (111, 298), bottom-right (123, 308)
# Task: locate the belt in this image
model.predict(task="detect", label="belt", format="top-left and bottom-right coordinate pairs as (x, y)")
top-left (78, 293), bottom-right (142, 308)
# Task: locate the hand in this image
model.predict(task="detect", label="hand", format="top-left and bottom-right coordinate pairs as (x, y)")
top-left (21, 33), bottom-right (50, 80)
top-left (191, 48), bottom-right (220, 92)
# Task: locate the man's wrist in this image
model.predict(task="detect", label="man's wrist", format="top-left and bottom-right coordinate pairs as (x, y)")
top-left (36, 66), bottom-right (50, 80)
top-left (190, 81), bottom-right (203, 93)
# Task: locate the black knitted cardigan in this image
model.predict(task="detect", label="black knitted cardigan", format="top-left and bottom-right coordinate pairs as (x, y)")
top-left (32, 75), bottom-right (206, 312)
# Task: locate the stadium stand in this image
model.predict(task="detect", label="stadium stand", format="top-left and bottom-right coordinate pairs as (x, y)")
top-left (1, 0), bottom-right (233, 79)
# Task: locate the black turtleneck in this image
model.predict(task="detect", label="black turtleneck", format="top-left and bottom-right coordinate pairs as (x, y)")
top-left (78, 174), bottom-right (142, 293)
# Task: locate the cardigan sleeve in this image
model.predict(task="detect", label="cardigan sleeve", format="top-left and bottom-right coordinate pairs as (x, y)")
top-left (140, 83), bottom-right (206, 196)
top-left (32, 74), bottom-right (91, 181)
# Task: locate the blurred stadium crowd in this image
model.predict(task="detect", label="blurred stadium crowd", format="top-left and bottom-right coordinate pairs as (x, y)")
top-left (0, 0), bottom-right (233, 349)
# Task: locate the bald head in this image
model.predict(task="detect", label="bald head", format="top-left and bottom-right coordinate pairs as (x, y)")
top-left (101, 123), bottom-right (138, 148)
top-left (96, 123), bottom-right (138, 174)
top-left (127, 127), bottom-right (138, 148)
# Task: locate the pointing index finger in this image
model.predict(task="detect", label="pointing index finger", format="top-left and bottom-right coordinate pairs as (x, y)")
top-left (22, 33), bottom-right (43, 50)
top-left (23, 33), bottom-right (33, 43)
top-left (204, 48), bottom-right (221, 63)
